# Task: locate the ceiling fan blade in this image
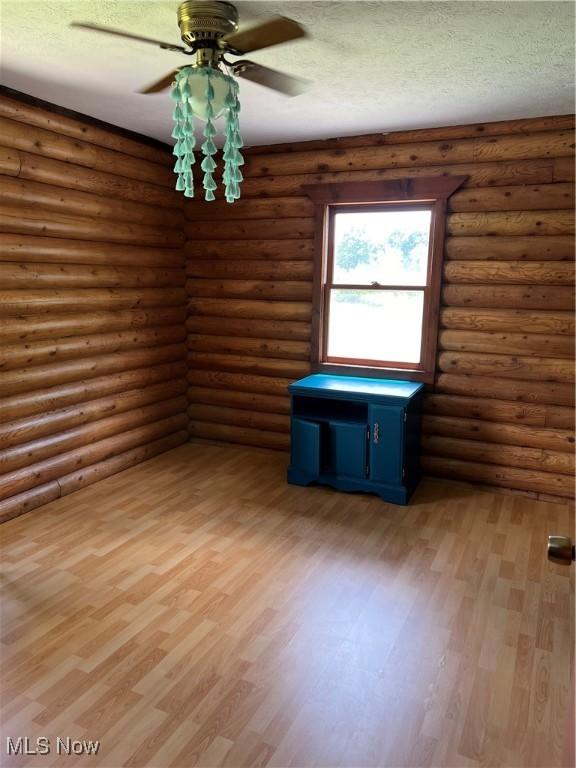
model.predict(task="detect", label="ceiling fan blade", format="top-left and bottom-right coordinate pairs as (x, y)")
top-left (70, 22), bottom-right (187, 53)
top-left (233, 62), bottom-right (310, 97)
top-left (139, 69), bottom-right (182, 94)
top-left (222, 16), bottom-right (306, 55)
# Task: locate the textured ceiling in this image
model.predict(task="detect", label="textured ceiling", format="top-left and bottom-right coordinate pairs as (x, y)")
top-left (1, 1), bottom-right (574, 147)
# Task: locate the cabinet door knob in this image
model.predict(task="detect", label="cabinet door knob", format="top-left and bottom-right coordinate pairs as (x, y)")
top-left (373, 423), bottom-right (379, 444)
top-left (547, 535), bottom-right (575, 566)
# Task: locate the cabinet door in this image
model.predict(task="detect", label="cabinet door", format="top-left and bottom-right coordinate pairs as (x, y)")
top-left (368, 405), bottom-right (404, 484)
top-left (328, 421), bottom-right (367, 479)
top-left (291, 418), bottom-right (321, 476)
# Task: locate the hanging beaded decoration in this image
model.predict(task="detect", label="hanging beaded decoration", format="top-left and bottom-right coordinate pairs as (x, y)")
top-left (171, 66), bottom-right (243, 202)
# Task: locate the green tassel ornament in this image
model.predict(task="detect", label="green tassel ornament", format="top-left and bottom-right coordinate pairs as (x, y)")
top-left (171, 66), bottom-right (243, 202)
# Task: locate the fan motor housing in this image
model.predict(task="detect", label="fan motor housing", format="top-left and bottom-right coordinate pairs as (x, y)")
top-left (177, 1), bottom-right (239, 44)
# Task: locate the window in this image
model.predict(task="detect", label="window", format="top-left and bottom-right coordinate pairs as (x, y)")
top-left (305, 177), bottom-right (466, 383)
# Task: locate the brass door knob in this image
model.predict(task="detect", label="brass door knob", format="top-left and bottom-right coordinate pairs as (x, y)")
top-left (547, 535), bottom-right (575, 566)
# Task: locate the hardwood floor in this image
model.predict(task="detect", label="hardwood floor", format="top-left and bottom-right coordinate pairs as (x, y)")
top-left (1, 443), bottom-right (574, 768)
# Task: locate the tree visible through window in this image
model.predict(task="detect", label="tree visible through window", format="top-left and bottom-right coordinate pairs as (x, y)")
top-left (337, 223), bottom-right (427, 273)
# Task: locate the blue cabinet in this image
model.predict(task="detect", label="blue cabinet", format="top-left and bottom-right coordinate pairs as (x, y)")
top-left (287, 374), bottom-right (424, 505)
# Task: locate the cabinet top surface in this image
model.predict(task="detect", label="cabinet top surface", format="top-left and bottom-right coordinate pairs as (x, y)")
top-left (289, 374), bottom-right (424, 400)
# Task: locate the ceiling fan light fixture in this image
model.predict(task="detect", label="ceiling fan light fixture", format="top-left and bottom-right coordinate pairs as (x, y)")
top-left (182, 68), bottom-right (231, 120)
top-left (172, 66), bottom-right (244, 202)
top-left (70, 4), bottom-right (307, 202)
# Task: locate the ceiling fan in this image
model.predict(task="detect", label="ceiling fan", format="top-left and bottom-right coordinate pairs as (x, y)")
top-left (71, 1), bottom-right (308, 201)
top-left (70, 0), bottom-right (309, 97)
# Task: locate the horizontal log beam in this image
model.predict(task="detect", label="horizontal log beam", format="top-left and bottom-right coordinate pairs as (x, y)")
top-left (439, 307), bottom-right (574, 335)
top-left (187, 334), bottom-right (310, 361)
top-left (187, 370), bottom-right (291, 397)
top-left (0, 379), bottom-right (187, 449)
top-left (245, 115), bottom-right (575, 154)
top-left (242, 131), bottom-right (574, 177)
top-left (444, 235), bottom-right (574, 261)
top-left (422, 455), bottom-right (573, 498)
top-left (0, 361), bottom-right (187, 422)
top-left (0, 414), bottom-right (187, 501)
top-left (0, 116), bottom-right (174, 187)
top-left (434, 373), bottom-right (574, 407)
top-left (0, 176), bottom-right (183, 228)
top-left (448, 182), bottom-right (575, 212)
top-left (185, 196), bottom-right (313, 221)
top-left (424, 393), bottom-right (573, 430)
top-left (240, 160), bottom-right (556, 197)
top-left (0, 344), bottom-right (186, 396)
top-left (0, 93), bottom-right (173, 166)
top-left (1, 326), bottom-right (186, 370)
top-left (0, 397), bottom-right (186, 474)
top-left (185, 239), bottom-right (313, 260)
top-left (1, 307), bottom-right (187, 345)
top-left (187, 404), bottom-right (289, 434)
top-left (188, 298), bottom-right (311, 321)
top-left (187, 386), bottom-right (289, 415)
top-left (424, 393), bottom-right (548, 426)
top-left (0, 204), bottom-right (184, 248)
top-left (188, 421), bottom-right (289, 452)
top-left (474, 131), bottom-right (575, 162)
top-left (186, 315), bottom-right (310, 341)
top-left (443, 261), bottom-right (574, 286)
top-left (11, 148), bottom-right (179, 208)
top-left (186, 260), bottom-right (312, 281)
top-left (0, 288), bottom-right (187, 316)
top-left (186, 279), bottom-right (312, 302)
top-left (441, 285), bottom-right (574, 310)
top-left (435, 373), bottom-right (574, 407)
top-left (423, 414), bottom-right (574, 453)
top-left (422, 435), bottom-right (574, 475)
top-left (185, 218), bottom-right (314, 240)
top-left (446, 210), bottom-right (574, 237)
top-left (437, 330), bottom-right (574, 358)
top-left (0, 262), bottom-right (184, 290)
top-left (437, 352), bottom-right (574, 382)
top-left (0, 234), bottom-right (184, 268)
top-left (188, 352), bottom-right (309, 379)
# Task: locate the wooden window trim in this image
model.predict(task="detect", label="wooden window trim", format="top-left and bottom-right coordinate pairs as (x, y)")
top-left (304, 176), bottom-right (467, 384)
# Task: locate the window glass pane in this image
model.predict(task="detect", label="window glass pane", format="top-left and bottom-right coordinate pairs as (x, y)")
top-left (332, 209), bottom-right (432, 286)
top-left (326, 289), bottom-right (424, 364)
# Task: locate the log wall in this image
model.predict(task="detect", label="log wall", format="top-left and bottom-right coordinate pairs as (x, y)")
top-left (1, 94), bottom-right (573, 515)
top-left (0, 92), bottom-right (188, 523)
top-left (185, 115), bottom-right (575, 501)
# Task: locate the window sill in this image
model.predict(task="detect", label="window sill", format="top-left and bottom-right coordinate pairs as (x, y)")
top-left (312, 361), bottom-right (434, 385)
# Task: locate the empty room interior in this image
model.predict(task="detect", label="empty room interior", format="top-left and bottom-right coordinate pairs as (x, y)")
top-left (0, 1), bottom-right (574, 767)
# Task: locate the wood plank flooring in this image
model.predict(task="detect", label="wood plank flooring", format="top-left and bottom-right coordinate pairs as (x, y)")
top-left (1, 443), bottom-right (574, 768)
